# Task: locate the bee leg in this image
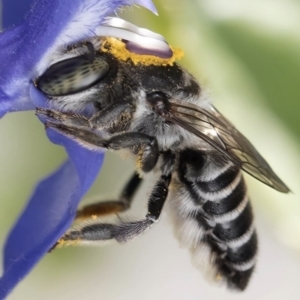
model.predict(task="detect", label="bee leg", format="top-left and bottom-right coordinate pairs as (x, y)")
top-left (76, 172), bottom-right (142, 220)
top-left (38, 104), bottom-right (157, 170)
top-left (36, 107), bottom-right (90, 127)
top-left (36, 101), bottom-right (133, 132)
top-left (104, 132), bottom-right (159, 173)
top-left (60, 152), bottom-right (175, 245)
top-left (45, 122), bottom-right (159, 173)
top-left (49, 173), bottom-right (142, 252)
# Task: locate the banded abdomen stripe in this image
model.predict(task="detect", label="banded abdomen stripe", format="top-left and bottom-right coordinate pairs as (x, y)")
top-left (167, 149), bottom-right (258, 291)
top-left (198, 168), bottom-right (257, 290)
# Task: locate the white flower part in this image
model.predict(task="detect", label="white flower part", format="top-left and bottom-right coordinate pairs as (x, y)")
top-left (104, 17), bottom-right (165, 41)
top-left (95, 26), bottom-right (171, 56)
top-left (96, 18), bottom-right (172, 58)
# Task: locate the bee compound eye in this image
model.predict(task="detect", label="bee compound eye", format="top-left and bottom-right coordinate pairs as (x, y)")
top-left (36, 55), bottom-right (110, 96)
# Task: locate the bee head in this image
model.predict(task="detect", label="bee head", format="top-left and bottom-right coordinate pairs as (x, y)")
top-left (35, 37), bottom-right (200, 114)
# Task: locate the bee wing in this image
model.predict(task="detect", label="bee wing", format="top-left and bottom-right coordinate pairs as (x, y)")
top-left (168, 102), bottom-right (290, 193)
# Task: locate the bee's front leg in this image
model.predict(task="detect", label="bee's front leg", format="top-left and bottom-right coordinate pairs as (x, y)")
top-left (47, 123), bottom-right (159, 173)
top-left (36, 100), bottom-right (134, 132)
top-left (36, 104), bottom-right (158, 172)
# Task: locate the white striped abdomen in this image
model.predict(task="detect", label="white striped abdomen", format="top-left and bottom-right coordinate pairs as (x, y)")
top-left (167, 149), bottom-right (258, 290)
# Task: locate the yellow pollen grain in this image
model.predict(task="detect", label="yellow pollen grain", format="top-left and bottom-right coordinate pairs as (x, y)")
top-left (216, 274), bottom-right (223, 281)
top-left (136, 152), bottom-right (144, 170)
top-left (100, 37), bottom-right (184, 66)
top-left (57, 238), bottom-right (81, 248)
top-left (55, 239), bottom-right (65, 248)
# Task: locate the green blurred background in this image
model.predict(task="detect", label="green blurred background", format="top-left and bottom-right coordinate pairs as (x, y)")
top-left (1, 0), bottom-right (300, 299)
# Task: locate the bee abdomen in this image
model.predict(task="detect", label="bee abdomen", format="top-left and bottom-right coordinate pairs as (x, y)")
top-left (169, 149), bottom-right (258, 290)
top-left (197, 166), bottom-right (257, 290)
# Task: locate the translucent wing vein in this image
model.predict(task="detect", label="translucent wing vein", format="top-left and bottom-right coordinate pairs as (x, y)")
top-left (168, 102), bottom-right (289, 193)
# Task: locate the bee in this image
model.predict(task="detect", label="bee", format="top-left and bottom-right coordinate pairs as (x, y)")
top-left (35, 27), bottom-right (289, 291)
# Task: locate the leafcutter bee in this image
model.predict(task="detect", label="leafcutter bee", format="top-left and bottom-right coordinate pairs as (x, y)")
top-left (35, 29), bottom-right (289, 291)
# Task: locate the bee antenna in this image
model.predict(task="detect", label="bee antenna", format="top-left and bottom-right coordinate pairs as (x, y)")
top-left (84, 41), bottom-right (95, 63)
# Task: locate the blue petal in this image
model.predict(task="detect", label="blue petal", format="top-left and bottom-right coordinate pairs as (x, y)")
top-left (0, 86), bottom-right (105, 299)
top-left (2, 0), bottom-right (157, 30)
top-left (2, 0), bottom-right (34, 28)
top-left (0, 159), bottom-right (101, 298)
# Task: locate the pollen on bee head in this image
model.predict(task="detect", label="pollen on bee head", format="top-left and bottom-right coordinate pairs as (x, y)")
top-left (100, 37), bottom-right (184, 66)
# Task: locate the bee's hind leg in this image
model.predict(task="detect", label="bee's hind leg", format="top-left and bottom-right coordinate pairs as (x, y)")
top-left (48, 173), bottom-right (142, 252)
top-left (59, 151), bottom-right (175, 245)
top-left (76, 172), bottom-right (142, 220)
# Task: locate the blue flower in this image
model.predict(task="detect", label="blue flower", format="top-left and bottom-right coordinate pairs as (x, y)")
top-left (0, 0), bottom-right (157, 298)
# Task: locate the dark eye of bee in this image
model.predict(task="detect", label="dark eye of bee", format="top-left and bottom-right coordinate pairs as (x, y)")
top-left (37, 55), bottom-right (110, 96)
top-left (146, 91), bottom-right (170, 117)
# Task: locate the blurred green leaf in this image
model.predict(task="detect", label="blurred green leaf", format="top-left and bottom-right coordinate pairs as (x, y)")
top-left (214, 21), bottom-right (300, 139)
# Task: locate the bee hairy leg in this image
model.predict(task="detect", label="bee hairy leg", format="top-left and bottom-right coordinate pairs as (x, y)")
top-left (36, 101), bottom-right (133, 132)
top-left (59, 177), bottom-right (165, 244)
top-left (59, 152), bottom-right (175, 245)
top-left (76, 172), bottom-right (142, 220)
top-left (36, 107), bottom-right (90, 128)
top-left (45, 121), bottom-right (159, 173)
top-left (36, 103), bottom-right (157, 172)
top-left (48, 173), bottom-right (142, 252)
